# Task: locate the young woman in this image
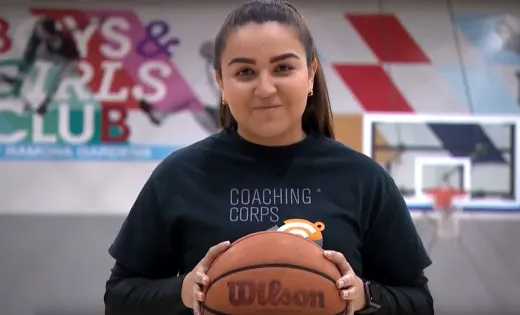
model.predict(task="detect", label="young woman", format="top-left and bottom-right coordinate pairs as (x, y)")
top-left (104, 1), bottom-right (434, 314)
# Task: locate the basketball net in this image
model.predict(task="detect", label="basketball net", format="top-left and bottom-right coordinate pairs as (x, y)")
top-left (426, 187), bottom-right (466, 240)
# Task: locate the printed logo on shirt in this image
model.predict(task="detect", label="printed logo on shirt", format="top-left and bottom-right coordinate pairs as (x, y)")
top-left (267, 218), bottom-right (326, 248)
top-left (228, 187), bottom-right (312, 223)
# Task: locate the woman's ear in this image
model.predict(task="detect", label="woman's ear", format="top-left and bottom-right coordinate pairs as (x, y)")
top-left (215, 71), bottom-right (225, 100)
top-left (308, 58), bottom-right (318, 91)
top-left (215, 71), bottom-right (223, 90)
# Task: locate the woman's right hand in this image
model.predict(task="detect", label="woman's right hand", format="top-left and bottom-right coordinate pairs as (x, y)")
top-left (181, 241), bottom-right (231, 315)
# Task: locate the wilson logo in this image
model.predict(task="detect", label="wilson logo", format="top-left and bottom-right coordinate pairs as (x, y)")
top-left (227, 279), bottom-right (325, 308)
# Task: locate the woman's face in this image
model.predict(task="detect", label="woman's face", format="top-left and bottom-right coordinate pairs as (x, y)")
top-left (216, 22), bottom-right (317, 142)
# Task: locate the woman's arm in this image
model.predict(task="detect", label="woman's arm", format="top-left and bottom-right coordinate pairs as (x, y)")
top-left (104, 263), bottom-right (188, 315)
top-left (104, 175), bottom-right (189, 315)
top-left (366, 271), bottom-right (433, 315)
top-left (359, 172), bottom-right (434, 315)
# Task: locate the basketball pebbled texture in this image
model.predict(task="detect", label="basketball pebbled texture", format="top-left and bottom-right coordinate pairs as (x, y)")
top-left (202, 231), bottom-right (347, 315)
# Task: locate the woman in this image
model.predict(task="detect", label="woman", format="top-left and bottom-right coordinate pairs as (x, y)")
top-left (104, 1), bottom-right (434, 315)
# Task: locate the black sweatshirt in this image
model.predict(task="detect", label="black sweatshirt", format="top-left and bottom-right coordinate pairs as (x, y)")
top-left (104, 129), bottom-right (434, 315)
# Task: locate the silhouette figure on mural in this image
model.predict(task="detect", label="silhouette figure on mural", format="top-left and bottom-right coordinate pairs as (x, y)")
top-left (500, 24), bottom-right (520, 105)
top-left (517, 71), bottom-right (520, 105)
top-left (495, 16), bottom-right (520, 106)
top-left (139, 39), bottom-right (220, 134)
top-left (0, 16), bottom-right (80, 116)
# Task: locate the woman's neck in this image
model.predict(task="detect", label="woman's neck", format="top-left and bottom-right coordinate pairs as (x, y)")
top-left (237, 126), bottom-right (306, 147)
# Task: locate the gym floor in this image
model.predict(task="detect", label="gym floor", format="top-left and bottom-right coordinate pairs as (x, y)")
top-left (0, 214), bottom-right (518, 315)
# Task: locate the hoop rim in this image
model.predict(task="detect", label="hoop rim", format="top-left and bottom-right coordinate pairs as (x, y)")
top-left (425, 187), bottom-right (467, 212)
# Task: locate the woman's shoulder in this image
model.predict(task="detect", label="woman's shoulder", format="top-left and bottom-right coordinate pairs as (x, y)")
top-left (311, 136), bottom-right (395, 190)
top-left (315, 136), bottom-right (387, 170)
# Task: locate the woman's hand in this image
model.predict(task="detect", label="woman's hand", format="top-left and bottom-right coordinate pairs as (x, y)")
top-left (324, 250), bottom-right (366, 313)
top-left (181, 241), bottom-right (231, 315)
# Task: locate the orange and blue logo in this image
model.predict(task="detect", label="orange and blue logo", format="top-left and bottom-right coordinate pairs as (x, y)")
top-left (268, 218), bottom-right (326, 247)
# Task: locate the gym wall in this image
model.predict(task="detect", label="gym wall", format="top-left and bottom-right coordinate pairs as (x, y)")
top-left (0, 1), bottom-right (519, 315)
top-left (0, 0), bottom-right (518, 214)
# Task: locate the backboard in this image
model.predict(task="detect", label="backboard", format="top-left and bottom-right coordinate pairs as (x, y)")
top-left (363, 113), bottom-right (519, 211)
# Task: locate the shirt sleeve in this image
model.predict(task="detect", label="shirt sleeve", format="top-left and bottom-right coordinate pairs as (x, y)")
top-left (105, 176), bottom-right (189, 315)
top-left (364, 271), bottom-right (434, 315)
top-left (104, 262), bottom-right (188, 315)
top-left (360, 172), bottom-right (434, 314)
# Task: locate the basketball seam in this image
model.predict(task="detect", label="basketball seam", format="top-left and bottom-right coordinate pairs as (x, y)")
top-left (203, 302), bottom-right (347, 315)
top-left (203, 303), bottom-right (347, 315)
top-left (208, 231), bottom-right (325, 270)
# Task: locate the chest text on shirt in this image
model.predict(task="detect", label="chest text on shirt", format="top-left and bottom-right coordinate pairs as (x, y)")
top-left (229, 188), bottom-right (312, 223)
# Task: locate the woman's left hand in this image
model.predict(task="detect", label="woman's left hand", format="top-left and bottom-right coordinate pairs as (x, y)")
top-left (324, 250), bottom-right (366, 313)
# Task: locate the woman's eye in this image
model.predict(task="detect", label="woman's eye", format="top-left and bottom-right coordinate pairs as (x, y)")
top-left (236, 68), bottom-right (254, 76)
top-left (276, 64), bottom-right (293, 72)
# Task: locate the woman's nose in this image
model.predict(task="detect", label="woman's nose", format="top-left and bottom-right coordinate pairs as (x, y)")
top-left (254, 72), bottom-right (276, 98)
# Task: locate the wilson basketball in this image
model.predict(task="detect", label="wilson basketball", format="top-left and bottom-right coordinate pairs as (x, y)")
top-left (202, 231), bottom-right (346, 315)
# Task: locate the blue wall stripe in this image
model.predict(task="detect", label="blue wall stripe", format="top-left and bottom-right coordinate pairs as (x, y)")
top-left (437, 66), bottom-right (520, 114)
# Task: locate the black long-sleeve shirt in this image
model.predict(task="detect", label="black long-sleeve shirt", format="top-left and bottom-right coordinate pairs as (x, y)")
top-left (105, 130), bottom-right (434, 315)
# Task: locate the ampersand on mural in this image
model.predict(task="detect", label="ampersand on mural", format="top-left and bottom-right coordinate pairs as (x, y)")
top-left (135, 20), bottom-right (180, 58)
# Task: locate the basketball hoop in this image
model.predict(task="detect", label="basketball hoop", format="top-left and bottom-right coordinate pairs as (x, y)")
top-left (426, 187), bottom-right (467, 240)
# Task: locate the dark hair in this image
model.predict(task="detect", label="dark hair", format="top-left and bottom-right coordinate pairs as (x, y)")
top-left (213, 0), bottom-right (335, 138)
top-left (41, 17), bottom-right (58, 34)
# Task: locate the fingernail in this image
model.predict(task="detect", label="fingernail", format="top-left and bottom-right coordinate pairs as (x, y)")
top-left (324, 250), bottom-right (332, 256)
top-left (223, 241), bottom-right (230, 245)
top-left (343, 291), bottom-right (349, 298)
top-left (202, 276), bottom-right (208, 285)
top-left (337, 280), bottom-right (344, 288)
top-left (197, 292), bottom-right (203, 300)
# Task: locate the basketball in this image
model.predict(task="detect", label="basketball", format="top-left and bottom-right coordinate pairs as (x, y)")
top-left (202, 231), bottom-right (347, 315)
